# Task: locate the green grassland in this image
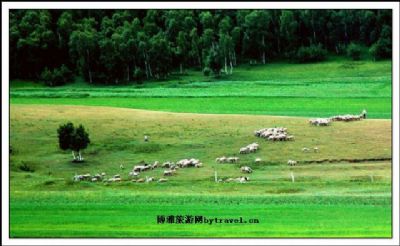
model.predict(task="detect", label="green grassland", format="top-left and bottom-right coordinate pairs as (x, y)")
top-left (11, 192), bottom-right (391, 238)
top-left (9, 58), bottom-right (392, 237)
top-left (10, 105), bottom-right (392, 237)
top-left (11, 59), bottom-right (392, 118)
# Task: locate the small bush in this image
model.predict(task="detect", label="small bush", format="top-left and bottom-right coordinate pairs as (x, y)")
top-left (41, 64), bottom-right (73, 86)
top-left (203, 67), bottom-right (211, 76)
top-left (19, 162), bottom-right (35, 172)
top-left (369, 39), bottom-right (391, 60)
top-left (347, 43), bottom-right (362, 60)
top-left (296, 43), bottom-right (327, 63)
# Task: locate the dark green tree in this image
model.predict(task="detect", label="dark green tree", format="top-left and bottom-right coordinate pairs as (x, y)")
top-left (69, 18), bottom-right (97, 83)
top-left (347, 43), bottom-right (362, 60)
top-left (57, 122), bottom-right (90, 162)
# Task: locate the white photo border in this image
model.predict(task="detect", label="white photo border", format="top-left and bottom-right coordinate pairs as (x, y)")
top-left (1, 1), bottom-right (399, 245)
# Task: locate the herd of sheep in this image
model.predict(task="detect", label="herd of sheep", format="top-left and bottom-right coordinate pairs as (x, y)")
top-left (254, 127), bottom-right (294, 141)
top-left (309, 110), bottom-right (367, 126)
top-left (74, 158), bottom-right (203, 183)
top-left (73, 110), bottom-right (366, 185)
top-left (239, 142), bottom-right (260, 154)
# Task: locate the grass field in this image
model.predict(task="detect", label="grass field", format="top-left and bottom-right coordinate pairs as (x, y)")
top-left (10, 192), bottom-right (391, 238)
top-left (9, 105), bottom-right (392, 237)
top-left (10, 58), bottom-right (392, 118)
top-left (9, 58), bottom-right (392, 237)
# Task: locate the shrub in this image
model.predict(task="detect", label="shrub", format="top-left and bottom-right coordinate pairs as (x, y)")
top-left (41, 64), bottom-right (73, 86)
top-left (369, 39), bottom-right (391, 60)
top-left (203, 67), bottom-right (211, 76)
top-left (296, 43), bottom-right (327, 63)
top-left (347, 43), bottom-right (362, 60)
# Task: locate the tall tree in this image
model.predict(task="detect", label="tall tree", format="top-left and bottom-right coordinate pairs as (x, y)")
top-left (243, 10), bottom-right (271, 64)
top-left (69, 18), bottom-right (97, 83)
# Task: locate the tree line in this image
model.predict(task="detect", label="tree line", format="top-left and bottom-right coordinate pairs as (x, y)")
top-left (10, 9), bottom-right (392, 85)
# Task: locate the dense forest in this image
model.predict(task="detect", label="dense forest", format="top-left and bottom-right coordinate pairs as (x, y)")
top-left (10, 9), bottom-right (392, 85)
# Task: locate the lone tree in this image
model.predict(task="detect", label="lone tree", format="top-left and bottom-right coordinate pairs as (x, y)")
top-left (57, 122), bottom-right (90, 162)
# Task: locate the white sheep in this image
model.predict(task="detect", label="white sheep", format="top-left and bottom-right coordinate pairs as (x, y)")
top-left (163, 170), bottom-right (176, 176)
top-left (239, 147), bottom-right (249, 154)
top-left (240, 166), bottom-right (253, 173)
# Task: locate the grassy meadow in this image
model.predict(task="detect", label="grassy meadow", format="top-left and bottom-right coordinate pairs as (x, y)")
top-left (9, 58), bottom-right (392, 238)
top-left (11, 59), bottom-right (392, 118)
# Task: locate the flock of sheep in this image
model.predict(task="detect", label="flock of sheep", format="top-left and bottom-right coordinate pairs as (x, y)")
top-left (73, 158), bottom-right (203, 183)
top-left (254, 127), bottom-right (294, 141)
top-left (239, 142), bottom-right (260, 154)
top-left (73, 110), bottom-right (366, 185)
top-left (309, 110), bottom-right (367, 126)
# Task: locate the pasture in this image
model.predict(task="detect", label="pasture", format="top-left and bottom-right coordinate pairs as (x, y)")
top-left (9, 59), bottom-right (392, 237)
top-left (10, 59), bottom-right (392, 118)
top-left (9, 104), bottom-right (392, 237)
top-left (7, 7), bottom-right (393, 239)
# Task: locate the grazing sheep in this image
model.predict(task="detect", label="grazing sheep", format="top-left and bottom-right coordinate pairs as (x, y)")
top-left (129, 171), bottom-right (139, 177)
top-left (239, 142), bottom-right (260, 154)
top-left (330, 113), bottom-right (365, 122)
top-left (240, 166), bottom-right (253, 173)
top-left (101, 172), bottom-right (106, 176)
top-left (309, 118), bottom-right (331, 126)
top-left (219, 157), bottom-right (227, 163)
top-left (133, 165), bottom-right (145, 172)
top-left (162, 161), bottom-right (172, 168)
top-left (254, 158), bottom-right (262, 163)
top-left (73, 174), bottom-right (83, 182)
top-left (170, 164), bottom-right (179, 170)
top-left (163, 170), bottom-right (176, 176)
top-left (217, 156), bottom-right (239, 163)
top-left (144, 135), bottom-right (149, 142)
top-left (235, 176), bottom-right (250, 183)
top-left (93, 174), bottom-right (102, 181)
top-left (113, 174), bottom-right (120, 179)
top-left (108, 177), bottom-right (121, 182)
top-left (176, 158), bottom-right (201, 168)
top-left (313, 147), bottom-right (319, 152)
top-left (255, 128), bottom-right (293, 141)
top-left (195, 163), bottom-right (203, 168)
top-left (286, 135), bottom-right (294, 141)
top-left (133, 164), bottom-right (152, 172)
top-left (152, 161), bottom-right (159, 169)
top-left (146, 176), bottom-right (155, 182)
top-left (239, 147), bottom-right (249, 154)
top-left (287, 160), bottom-right (297, 166)
top-left (302, 147), bottom-right (310, 152)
